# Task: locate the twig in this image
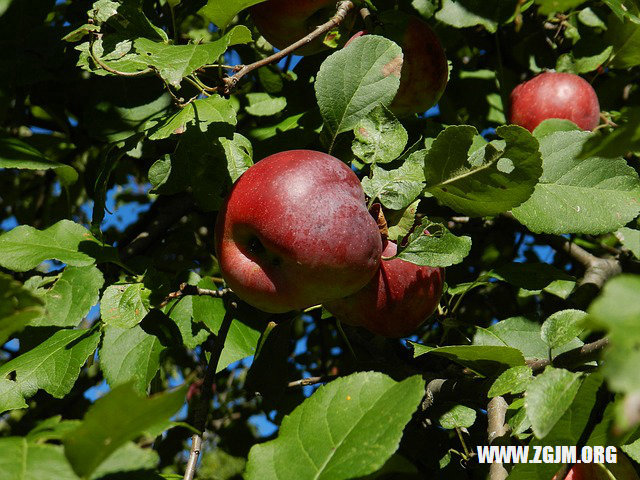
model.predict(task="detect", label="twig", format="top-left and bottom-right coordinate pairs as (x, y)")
top-left (287, 375), bottom-right (338, 388)
top-left (487, 397), bottom-right (510, 480)
top-left (221, 1), bottom-right (355, 94)
top-left (161, 283), bottom-right (231, 308)
top-left (183, 304), bottom-right (235, 480)
top-left (526, 337), bottom-right (610, 373)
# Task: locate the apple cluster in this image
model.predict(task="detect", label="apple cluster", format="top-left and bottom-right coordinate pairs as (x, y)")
top-left (215, 150), bottom-right (444, 338)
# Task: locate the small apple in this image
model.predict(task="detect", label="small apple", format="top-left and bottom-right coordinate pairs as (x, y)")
top-left (215, 149), bottom-right (383, 313)
top-left (509, 72), bottom-right (600, 132)
top-left (345, 12), bottom-right (448, 116)
top-left (324, 241), bottom-right (444, 338)
top-left (250, 0), bottom-right (353, 56)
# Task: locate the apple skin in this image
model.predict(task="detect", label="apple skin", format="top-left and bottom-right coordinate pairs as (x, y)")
top-left (552, 454), bottom-right (640, 480)
top-left (214, 150), bottom-right (383, 313)
top-left (250, 0), bottom-right (351, 56)
top-left (345, 12), bottom-right (448, 116)
top-left (324, 241), bottom-right (444, 338)
top-left (509, 72), bottom-right (600, 132)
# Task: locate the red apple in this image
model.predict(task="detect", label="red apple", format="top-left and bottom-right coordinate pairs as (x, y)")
top-left (552, 454), bottom-right (640, 480)
top-left (324, 241), bottom-right (444, 338)
top-left (345, 12), bottom-right (448, 116)
top-left (509, 72), bottom-right (600, 132)
top-left (250, 0), bottom-right (352, 56)
top-left (215, 150), bottom-right (382, 313)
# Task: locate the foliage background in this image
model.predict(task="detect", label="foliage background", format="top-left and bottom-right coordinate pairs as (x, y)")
top-left (0, 0), bottom-right (640, 479)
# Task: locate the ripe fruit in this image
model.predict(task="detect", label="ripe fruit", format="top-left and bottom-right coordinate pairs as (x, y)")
top-left (250, 0), bottom-right (352, 56)
top-left (346, 12), bottom-right (448, 116)
top-left (215, 150), bottom-right (382, 313)
top-left (509, 72), bottom-right (600, 132)
top-left (552, 454), bottom-right (640, 480)
top-left (324, 241), bottom-right (444, 338)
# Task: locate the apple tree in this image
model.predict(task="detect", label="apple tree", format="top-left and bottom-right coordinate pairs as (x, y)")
top-left (1, 0), bottom-right (640, 479)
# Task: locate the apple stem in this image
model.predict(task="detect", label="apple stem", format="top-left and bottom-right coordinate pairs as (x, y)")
top-left (221, 1), bottom-right (356, 95)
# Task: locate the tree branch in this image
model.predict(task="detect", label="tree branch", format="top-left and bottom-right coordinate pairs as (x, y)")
top-left (221, 1), bottom-right (355, 94)
top-left (287, 375), bottom-right (338, 388)
top-left (526, 337), bottom-right (610, 373)
top-left (161, 283), bottom-right (231, 308)
top-left (545, 235), bottom-right (622, 289)
top-left (487, 396), bottom-right (510, 480)
top-left (183, 303), bottom-right (235, 480)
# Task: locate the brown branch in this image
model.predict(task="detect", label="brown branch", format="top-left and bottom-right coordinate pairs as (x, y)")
top-left (161, 283), bottom-right (231, 308)
top-left (183, 304), bottom-right (235, 480)
top-left (287, 375), bottom-right (338, 388)
top-left (221, 1), bottom-right (355, 94)
top-left (487, 396), bottom-right (510, 480)
top-left (526, 337), bottom-right (610, 373)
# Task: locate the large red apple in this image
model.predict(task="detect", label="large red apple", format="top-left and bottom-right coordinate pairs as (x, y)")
top-left (250, 0), bottom-right (352, 56)
top-left (324, 241), bottom-right (444, 338)
top-left (215, 150), bottom-right (382, 313)
top-left (345, 12), bottom-right (448, 116)
top-left (509, 72), bottom-right (600, 132)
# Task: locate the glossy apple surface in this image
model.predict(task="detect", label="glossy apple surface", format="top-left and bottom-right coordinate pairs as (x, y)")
top-left (215, 150), bottom-right (382, 313)
top-left (553, 454), bottom-right (640, 480)
top-left (509, 72), bottom-right (600, 132)
top-left (345, 12), bottom-right (448, 116)
top-left (324, 241), bottom-right (444, 338)
top-left (250, 0), bottom-right (349, 56)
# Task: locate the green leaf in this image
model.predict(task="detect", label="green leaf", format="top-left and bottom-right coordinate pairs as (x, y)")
top-left (164, 296), bottom-right (210, 350)
top-left (0, 220), bottom-right (117, 272)
top-left (28, 266), bottom-right (103, 328)
top-left (0, 329), bottom-right (100, 412)
top-left (435, 0), bottom-right (519, 32)
top-left (424, 125), bottom-right (542, 217)
top-left (578, 7), bottom-right (607, 28)
top-left (411, 343), bottom-right (526, 376)
top-left (220, 133), bottom-right (253, 183)
top-left (387, 200), bottom-right (420, 243)
top-left (245, 93), bottom-right (287, 117)
top-left (535, 0), bottom-right (587, 15)
top-left (89, 442), bottom-right (159, 480)
top-left (149, 155), bottom-right (172, 191)
top-left (100, 324), bottom-right (163, 394)
top-left (512, 130), bottom-right (640, 234)
top-left (532, 118), bottom-right (581, 138)
top-left (395, 219), bottom-right (472, 268)
top-left (147, 95), bottom-right (236, 140)
top-left (93, 0), bottom-right (168, 41)
top-left (509, 373), bottom-right (603, 479)
top-left (605, 12), bottom-right (640, 68)
top-left (616, 227), bottom-right (640, 258)
top-left (315, 35), bottom-right (402, 149)
top-left (490, 263), bottom-right (577, 298)
top-left (0, 273), bottom-right (44, 345)
top-left (524, 367), bottom-right (583, 438)
top-left (556, 43), bottom-right (613, 74)
top-left (245, 372), bottom-right (425, 480)
top-left (63, 382), bottom-right (186, 478)
top-left (0, 378), bottom-right (27, 412)
top-left (586, 274), bottom-right (640, 393)
top-left (0, 438), bottom-right (79, 480)
top-left (352, 105), bottom-right (408, 164)
top-left (193, 283), bottom-right (263, 372)
top-left (580, 107), bottom-right (640, 158)
top-left (541, 309), bottom-right (587, 349)
top-left (474, 317), bottom-right (550, 360)
top-left (361, 152), bottom-right (425, 210)
top-left (488, 365), bottom-right (533, 397)
top-left (134, 25), bottom-right (251, 87)
top-left (199, 0), bottom-right (266, 29)
top-left (26, 417), bottom-right (82, 443)
top-left (101, 283), bottom-right (150, 328)
top-left (603, 0), bottom-right (640, 23)
top-left (0, 137), bottom-right (78, 184)
top-left (438, 404), bottom-right (476, 429)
